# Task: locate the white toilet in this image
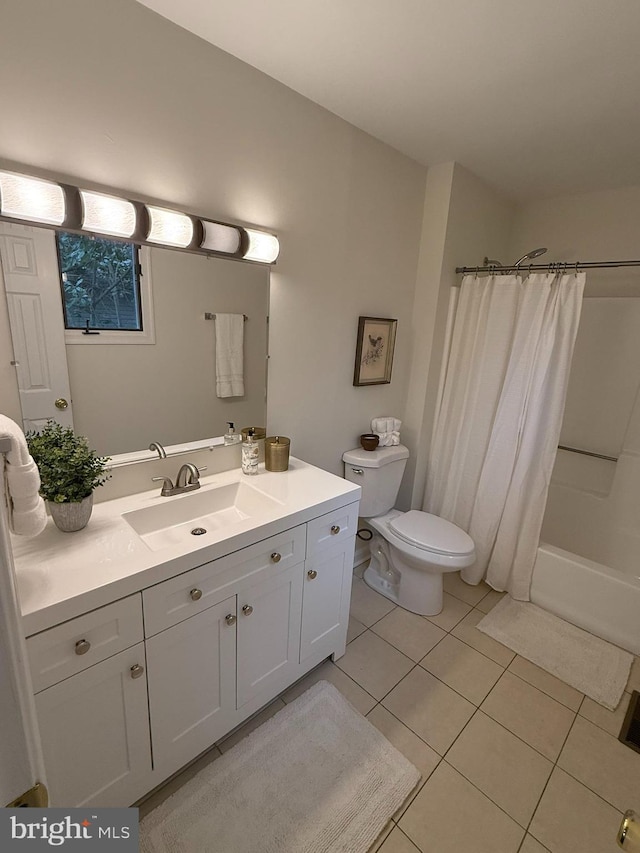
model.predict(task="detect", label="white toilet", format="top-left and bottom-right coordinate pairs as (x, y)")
top-left (343, 444), bottom-right (476, 616)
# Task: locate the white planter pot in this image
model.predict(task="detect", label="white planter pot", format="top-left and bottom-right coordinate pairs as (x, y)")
top-left (48, 494), bottom-right (94, 532)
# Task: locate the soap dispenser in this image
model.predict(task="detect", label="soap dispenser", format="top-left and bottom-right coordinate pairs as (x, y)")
top-left (241, 428), bottom-right (259, 475)
top-left (224, 422), bottom-right (241, 445)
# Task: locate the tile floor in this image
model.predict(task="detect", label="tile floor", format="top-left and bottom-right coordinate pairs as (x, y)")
top-left (140, 564), bottom-right (640, 853)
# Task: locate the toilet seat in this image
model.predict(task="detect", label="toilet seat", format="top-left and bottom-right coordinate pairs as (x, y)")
top-left (388, 510), bottom-right (474, 557)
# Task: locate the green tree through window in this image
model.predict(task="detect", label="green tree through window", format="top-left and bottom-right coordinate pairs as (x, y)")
top-left (56, 232), bottom-right (142, 331)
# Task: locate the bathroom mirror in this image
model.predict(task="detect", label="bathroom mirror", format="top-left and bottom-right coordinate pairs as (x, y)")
top-left (0, 223), bottom-right (269, 458)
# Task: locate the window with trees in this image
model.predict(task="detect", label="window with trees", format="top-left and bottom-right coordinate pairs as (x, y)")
top-left (56, 232), bottom-right (142, 331)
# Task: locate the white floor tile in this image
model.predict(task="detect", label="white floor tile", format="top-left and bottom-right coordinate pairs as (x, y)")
top-left (557, 715), bottom-right (640, 814)
top-left (399, 762), bottom-right (524, 853)
top-left (529, 767), bottom-right (622, 853)
top-left (420, 634), bottom-right (503, 705)
top-left (481, 671), bottom-right (575, 761)
top-left (335, 630), bottom-right (414, 699)
top-left (446, 710), bottom-right (553, 827)
top-left (371, 607), bottom-right (446, 661)
top-left (382, 667), bottom-right (475, 755)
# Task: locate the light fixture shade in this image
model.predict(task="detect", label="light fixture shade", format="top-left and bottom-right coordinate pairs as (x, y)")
top-left (146, 205), bottom-right (193, 248)
top-left (0, 171), bottom-right (65, 226)
top-left (80, 190), bottom-right (136, 238)
top-left (200, 220), bottom-right (242, 254)
top-left (243, 229), bottom-right (280, 263)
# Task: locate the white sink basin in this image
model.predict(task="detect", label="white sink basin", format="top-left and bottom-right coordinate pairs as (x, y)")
top-left (122, 481), bottom-right (283, 551)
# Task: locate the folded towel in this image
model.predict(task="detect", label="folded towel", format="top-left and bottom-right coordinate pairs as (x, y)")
top-left (215, 314), bottom-right (245, 398)
top-left (371, 416), bottom-right (401, 446)
top-left (0, 414), bottom-right (47, 536)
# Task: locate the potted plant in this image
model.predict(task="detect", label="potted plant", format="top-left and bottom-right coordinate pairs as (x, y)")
top-left (26, 420), bottom-right (111, 532)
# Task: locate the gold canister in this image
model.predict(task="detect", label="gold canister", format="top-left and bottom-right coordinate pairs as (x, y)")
top-left (241, 426), bottom-right (266, 441)
top-left (265, 436), bottom-right (290, 472)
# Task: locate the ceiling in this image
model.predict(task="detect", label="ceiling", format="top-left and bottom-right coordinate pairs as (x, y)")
top-left (136, 0), bottom-right (640, 202)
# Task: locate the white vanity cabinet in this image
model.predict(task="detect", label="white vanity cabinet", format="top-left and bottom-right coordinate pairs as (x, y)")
top-left (22, 482), bottom-right (360, 808)
top-left (27, 596), bottom-right (152, 808)
top-left (144, 526), bottom-right (306, 777)
top-left (300, 504), bottom-right (358, 664)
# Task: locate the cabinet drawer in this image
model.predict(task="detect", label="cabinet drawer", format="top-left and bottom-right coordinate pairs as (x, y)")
top-left (143, 525), bottom-right (306, 637)
top-left (306, 503), bottom-right (359, 558)
top-left (27, 594), bottom-right (143, 693)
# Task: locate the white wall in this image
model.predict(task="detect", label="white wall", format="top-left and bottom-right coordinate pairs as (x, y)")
top-left (0, 0), bottom-right (426, 475)
top-left (510, 186), bottom-right (640, 573)
top-left (399, 163), bottom-right (513, 508)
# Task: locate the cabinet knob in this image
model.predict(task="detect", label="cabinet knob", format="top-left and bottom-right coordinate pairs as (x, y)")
top-left (75, 639), bottom-right (91, 655)
top-left (270, 552), bottom-right (281, 563)
top-left (190, 588), bottom-right (203, 601)
top-left (242, 604), bottom-right (254, 616)
top-left (331, 525), bottom-right (341, 535)
top-left (130, 664), bottom-right (145, 679)
top-left (307, 570), bottom-right (318, 580)
top-left (225, 614), bottom-right (237, 626)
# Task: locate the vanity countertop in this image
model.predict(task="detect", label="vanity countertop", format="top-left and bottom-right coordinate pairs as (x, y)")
top-left (12, 459), bottom-right (360, 636)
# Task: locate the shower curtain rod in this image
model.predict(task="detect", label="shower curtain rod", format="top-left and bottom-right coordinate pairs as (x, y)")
top-left (455, 259), bottom-right (640, 275)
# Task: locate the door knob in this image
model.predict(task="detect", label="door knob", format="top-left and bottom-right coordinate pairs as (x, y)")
top-left (130, 664), bottom-right (145, 679)
top-left (619, 810), bottom-right (640, 849)
top-left (331, 525), bottom-right (340, 535)
top-left (55, 398), bottom-right (69, 410)
top-left (242, 604), bottom-right (254, 616)
top-left (271, 552), bottom-right (281, 563)
top-left (225, 614), bottom-right (237, 626)
top-left (190, 588), bottom-right (203, 601)
top-left (307, 570), bottom-right (318, 580)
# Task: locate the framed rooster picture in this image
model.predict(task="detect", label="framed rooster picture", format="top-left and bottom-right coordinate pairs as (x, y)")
top-left (353, 316), bottom-right (397, 386)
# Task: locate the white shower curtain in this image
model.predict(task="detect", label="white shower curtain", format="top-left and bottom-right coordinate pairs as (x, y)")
top-left (424, 272), bottom-right (585, 599)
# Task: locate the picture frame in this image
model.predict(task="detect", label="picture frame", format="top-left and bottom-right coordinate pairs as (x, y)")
top-left (353, 316), bottom-right (397, 386)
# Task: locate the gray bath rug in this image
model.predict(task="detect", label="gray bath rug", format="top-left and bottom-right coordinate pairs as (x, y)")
top-left (140, 680), bottom-right (420, 853)
top-left (478, 597), bottom-right (633, 710)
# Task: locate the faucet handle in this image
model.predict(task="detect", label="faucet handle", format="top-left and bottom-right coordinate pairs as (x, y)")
top-left (152, 476), bottom-right (175, 496)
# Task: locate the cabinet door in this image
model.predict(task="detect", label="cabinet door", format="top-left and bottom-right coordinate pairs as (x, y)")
top-left (146, 597), bottom-right (237, 777)
top-left (35, 643), bottom-right (151, 808)
top-left (236, 564), bottom-right (303, 709)
top-left (300, 537), bottom-right (355, 664)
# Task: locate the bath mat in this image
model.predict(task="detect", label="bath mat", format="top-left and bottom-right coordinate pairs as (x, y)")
top-left (477, 597), bottom-right (633, 710)
top-left (140, 681), bottom-right (420, 853)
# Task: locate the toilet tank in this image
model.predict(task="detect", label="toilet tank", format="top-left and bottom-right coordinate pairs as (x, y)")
top-left (342, 445), bottom-right (409, 517)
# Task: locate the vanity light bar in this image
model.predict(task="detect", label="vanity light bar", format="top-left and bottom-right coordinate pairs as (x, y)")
top-left (0, 168), bottom-right (280, 264)
top-left (243, 228), bottom-right (280, 263)
top-left (80, 190), bottom-right (137, 238)
top-left (146, 205), bottom-right (194, 249)
top-left (0, 171), bottom-right (66, 226)
top-left (201, 220), bottom-right (242, 254)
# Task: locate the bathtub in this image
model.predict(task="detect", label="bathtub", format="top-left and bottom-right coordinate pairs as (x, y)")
top-left (530, 542), bottom-right (640, 655)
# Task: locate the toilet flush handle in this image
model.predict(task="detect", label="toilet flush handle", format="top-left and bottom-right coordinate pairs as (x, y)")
top-left (350, 467), bottom-right (364, 475)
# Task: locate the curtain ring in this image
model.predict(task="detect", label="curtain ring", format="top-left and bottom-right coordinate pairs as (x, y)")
top-left (575, 261), bottom-right (579, 277)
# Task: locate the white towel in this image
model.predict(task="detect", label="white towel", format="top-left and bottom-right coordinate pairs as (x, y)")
top-left (215, 314), bottom-right (245, 398)
top-left (0, 414), bottom-right (47, 537)
top-left (371, 416), bottom-right (402, 447)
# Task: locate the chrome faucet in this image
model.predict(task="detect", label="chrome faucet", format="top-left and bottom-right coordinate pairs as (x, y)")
top-left (149, 441), bottom-right (167, 459)
top-left (176, 463), bottom-right (201, 490)
top-left (152, 463), bottom-right (207, 496)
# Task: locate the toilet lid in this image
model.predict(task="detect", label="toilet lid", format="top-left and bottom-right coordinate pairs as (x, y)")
top-left (389, 510), bottom-right (475, 556)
